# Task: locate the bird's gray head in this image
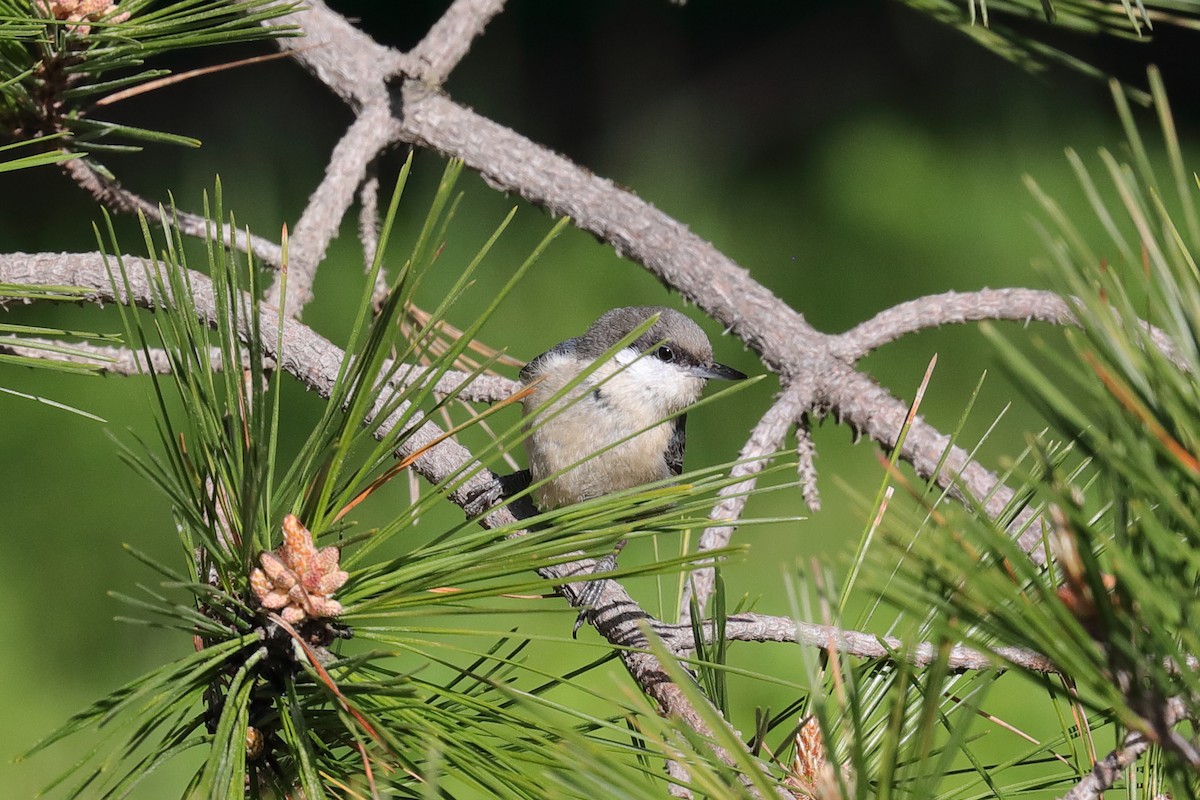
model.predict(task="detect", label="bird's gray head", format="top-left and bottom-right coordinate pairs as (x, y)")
top-left (519, 305), bottom-right (746, 428)
top-left (574, 306), bottom-right (746, 383)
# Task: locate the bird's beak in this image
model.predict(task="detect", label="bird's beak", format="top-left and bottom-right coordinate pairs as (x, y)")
top-left (691, 362), bottom-right (747, 381)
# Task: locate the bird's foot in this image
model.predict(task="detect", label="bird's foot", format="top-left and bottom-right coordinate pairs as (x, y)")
top-left (572, 540), bottom-right (627, 636)
top-left (462, 469), bottom-right (534, 519)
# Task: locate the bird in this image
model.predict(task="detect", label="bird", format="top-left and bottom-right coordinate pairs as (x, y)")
top-left (517, 306), bottom-right (746, 629)
top-left (520, 306), bottom-right (746, 508)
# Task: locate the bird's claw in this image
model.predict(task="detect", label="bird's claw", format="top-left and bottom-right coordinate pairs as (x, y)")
top-left (461, 469), bottom-right (535, 519)
top-left (571, 544), bottom-right (625, 637)
top-left (462, 478), bottom-right (504, 518)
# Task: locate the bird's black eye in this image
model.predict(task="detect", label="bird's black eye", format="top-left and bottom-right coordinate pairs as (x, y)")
top-left (656, 344), bottom-right (675, 363)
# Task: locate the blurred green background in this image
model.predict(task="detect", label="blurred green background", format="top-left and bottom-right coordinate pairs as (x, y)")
top-left (3, 1), bottom-right (1199, 796)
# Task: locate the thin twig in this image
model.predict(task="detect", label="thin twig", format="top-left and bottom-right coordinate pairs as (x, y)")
top-left (832, 289), bottom-right (1075, 361)
top-left (1058, 697), bottom-right (1188, 800)
top-left (60, 158), bottom-right (283, 267)
top-left (263, 104), bottom-right (400, 314)
top-left (0, 331), bottom-right (519, 403)
top-left (1058, 728), bottom-right (1153, 800)
top-left (679, 386), bottom-right (808, 625)
top-left (795, 413), bottom-right (820, 512)
top-left (665, 612), bottom-right (1060, 674)
top-left (357, 167), bottom-right (390, 309)
top-left (0, 337), bottom-right (228, 375)
top-left (833, 288), bottom-right (1184, 370)
top-left (405, 0), bottom-right (508, 86)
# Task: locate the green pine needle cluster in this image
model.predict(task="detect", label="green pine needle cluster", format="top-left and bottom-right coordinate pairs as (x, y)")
top-left (0, 0), bottom-right (297, 152)
top-left (906, 0), bottom-right (1200, 95)
top-left (18, 156), bottom-right (793, 798)
top-left (859, 68), bottom-right (1200, 798)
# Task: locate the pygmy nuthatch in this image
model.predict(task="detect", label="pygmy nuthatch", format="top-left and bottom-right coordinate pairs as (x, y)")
top-left (520, 306), bottom-right (746, 511)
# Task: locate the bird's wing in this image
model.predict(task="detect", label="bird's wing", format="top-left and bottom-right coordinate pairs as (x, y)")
top-left (666, 414), bottom-right (687, 476)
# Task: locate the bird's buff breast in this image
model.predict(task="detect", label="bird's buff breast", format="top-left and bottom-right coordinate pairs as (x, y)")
top-left (522, 356), bottom-right (677, 509)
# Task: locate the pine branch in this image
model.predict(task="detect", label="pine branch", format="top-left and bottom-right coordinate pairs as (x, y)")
top-left (665, 612), bottom-right (1060, 674)
top-left (0, 336), bottom-right (226, 375)
top-left (679, 385), bottom-right (808, 625)
top-left (19, 0), bottom-right (1142, 614)
top-left (261, 104), bottom-right (400, 315)
top-left (832, 288), bottom-right (1185, 368)
top-left (832, 288), bottom-right (1076, 360)
top-left (270, 2), bottom-right (1073, 610)
top-left (61, 157), bottom-right (283, 267)
top-left (406, 0), bottom-right (507, 85)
